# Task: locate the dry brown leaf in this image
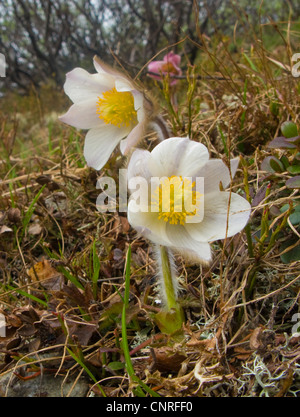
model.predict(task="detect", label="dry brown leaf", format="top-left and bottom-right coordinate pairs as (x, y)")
top-left (27, 337), bottom-right (41, 353)
top-left (53, 283), bottom-right (88, 308)
top-left (5, 313), bottom-right (23, 328)
top-left (17, 323), bottom-right (37, 337)
top-left (70, 322), bottom-right (98, 346)
top-left (233, 346), bottom-right (253, 360)
top-left (112, 215), bottom-right (130, 237)
top-left (266, 56), bottom-right (291, 72)
top-left (27, 259), bottom-right (58, 281)
top-left (249, 327), bottom-right (264, 350)
top-left (14, 306), bottom-right (41, 323)
top-left (150, 346), bottom-right (187, 373)
top-left (119, 215), bottom-right (130, 233)
top-left (28, 222), bottom-right (42, 235)
top-left (27, 259), bottom-right (63, 291)
top-left (0, 225), bottom-right (13, 234)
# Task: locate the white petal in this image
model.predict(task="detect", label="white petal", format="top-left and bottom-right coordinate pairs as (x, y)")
top-left (83, 126), bottom-right (127, 170)
top-left (172, 245), bottom-right (212, 264)
top-left (148, 137), bottom-right (189, 177)
top-left (185, 191), bottom-right (251, 242)
top-left (148, 137), bottom-right (209, 178)
top-left (165, 224), bottom-right (212, 263)
top-left (127, 149), bottom-right (152, 182)
top-left (132, 90), bottom-right (145, 123)
top-left (127, 201), bottom-right (171, 245)
top-left (63, 67), bottom-right (114, 103)
top-left (119, 138), bottom-right (127, 155)
top-left (59, 100), bottom-right (103, 129)
top-left (120, 122), bottom-right (145, 155)
top-left (230, 158), bottom-right (240, 180)
top-left (93, 56), bottom-right (124, 78)
top-left (115, 77), bottom-right (135, 92)
top-left (177, 140), bottom-right (209, 178)
top-left (194, 158), bottom-right (240, 195)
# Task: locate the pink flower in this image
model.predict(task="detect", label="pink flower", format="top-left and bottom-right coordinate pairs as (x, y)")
top-left (148, 52), bottom-right (182, 86)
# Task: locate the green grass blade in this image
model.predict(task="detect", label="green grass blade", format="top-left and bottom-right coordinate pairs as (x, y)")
top-left (66, 347), bottom-right (106, 397)
top-left (121, 246), bottom-right (146, 397)
top-left (7, 285), bottom-right (48, 307)
top-left (58, 266), bottom-right (84, 290)
top-left (92, 239), bottom-right (101, 298)
top-left (132, 375), bottom-right (160, 397)
top-left (242, 53), bottom-right (266, 86)
top-left (121, 245), bottom-right (135, 376)
top-left (217, 125), bottom-right (229, 157)
top-left (121, 246), bottom-right (160, 397)
top-left (20, 184), bottom-right (46, 242)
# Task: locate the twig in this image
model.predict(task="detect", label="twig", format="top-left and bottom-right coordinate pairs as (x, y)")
top-left (147, 71), bottom-right (230, 81)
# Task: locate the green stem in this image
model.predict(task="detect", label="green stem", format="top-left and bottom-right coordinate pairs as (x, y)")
top-left (155, 245), bottom-right (184, 335)
top-left (159, 245), bottom-right (177, 310)
top-left (244, 223), bottom-right (254, 259)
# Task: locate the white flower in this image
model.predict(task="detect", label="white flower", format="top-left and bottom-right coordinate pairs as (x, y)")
top-left (127, 137), bottom-right (251, 264)
top-left (59, 56), bottom-right (152, 171)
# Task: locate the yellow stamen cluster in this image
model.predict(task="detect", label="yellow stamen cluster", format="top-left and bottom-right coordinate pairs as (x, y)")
top-left (151, 176), bottom-right (201, 225)
top-left (96, 87), bottom-right (137, 128)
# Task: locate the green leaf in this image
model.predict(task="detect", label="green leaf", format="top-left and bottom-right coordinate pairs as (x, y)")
top-left (154, 308), bottom-right (185, 335)
top-left (286, 204), bottom-right (300, 225)
top-left (269, 101), bottom-right (279, 116)
top-left (270, 157), bottom-right (284, 172)
top-left (261, 156), bottom-right (284, 173)
top-left (107, 361), bottom-right (124, 371)
top-left (281, 121), bottom-right (298, 139)
top-left (289, 211), bottom-right (300, 225)
top-left (287, 165), bottom-right (300, 174)
top-left (280, 155), bottom-right (290, 169)
top-left (280, 204), bottom-right (291, 213)
top-left (280, 239), bottom-right (300, 263)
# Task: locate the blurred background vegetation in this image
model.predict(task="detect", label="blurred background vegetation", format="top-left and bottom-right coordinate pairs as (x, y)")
top-left (0, 0), bottom-right (299, 92)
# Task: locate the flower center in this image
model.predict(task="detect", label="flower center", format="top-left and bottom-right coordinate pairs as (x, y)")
top-left (96, 87), bottom-right (138, 128)
top-left (161, 62), bottom-right (178, 74)
top-left (151, 176), bottom-right (201, 225)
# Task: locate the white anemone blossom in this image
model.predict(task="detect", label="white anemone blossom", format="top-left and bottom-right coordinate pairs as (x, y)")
top-left (59, 57), bottom-right (153, 171)
top-left (127, 137), bottom-right (251, 264)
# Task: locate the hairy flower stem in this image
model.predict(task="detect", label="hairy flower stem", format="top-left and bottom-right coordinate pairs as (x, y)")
top-left (155, 245), bottom-right (184, 334)
top-left (151, 115), bottom-right (171, 141)
top-left (158, 245), bottom-right (178, 310)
